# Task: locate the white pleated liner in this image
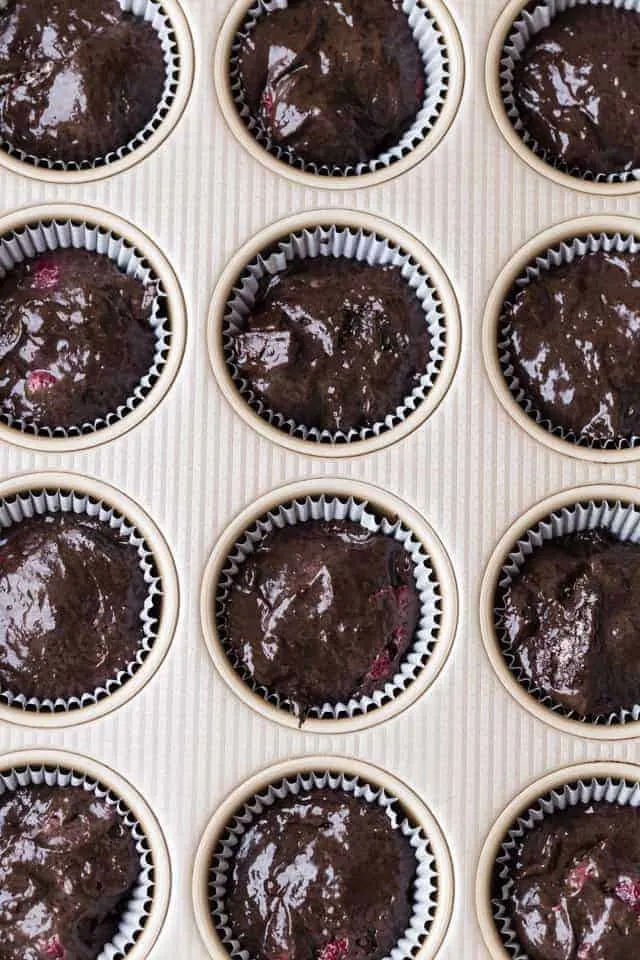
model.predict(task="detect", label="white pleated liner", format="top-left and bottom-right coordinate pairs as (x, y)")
top-left (215, 493), bottom-right (442, 721)
top-left (224, 224), bottom-right (447, 445)
top-left (0, 760), bottom-right (155, 960)
top-left (492, 774), bottom-right (640, 959)
top-left (209, 770), bottom-right (438, 960)
top-left (0, 486), bottom-right (162, 715)
top-left (495, 497), bottom-right (640, 725)
top-left (499, 231), bottom-right (640, 450)
top-left (500, 0), bottom-right (640, 183)
top-left (228, 0), bottom-right (450, 178)
top-left (0, 217), bottom-right (170, 439)
top-left (0, 0), bottom-right (181, 172)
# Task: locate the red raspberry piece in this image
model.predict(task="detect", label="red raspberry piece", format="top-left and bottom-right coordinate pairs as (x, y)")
top-left (26, 369), bottom-right (58, 395)
top-left (319, 937), bottom-right (349, 960)
top-left (43, 937), bottom-right (66, 958)
top-left (261, 88), bottom-right (275, 122)
top-left (566, 858), bottom-right (596, 894)
top-left (396, 585), bottom-right (412, 611)
top-left (366, 650), bottom-right (392, 683)
top-left (616, 878), bottom-right (640, 910)
top-left (392, 624), bottom-right (409, 648)
top-left (31, 258), bottom-right (60, 290)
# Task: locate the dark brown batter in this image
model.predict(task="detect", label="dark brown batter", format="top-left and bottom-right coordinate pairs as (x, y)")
top-left (0, 0), bottom-right (166, 163)
top-left (500, 530), bottom-right (640, 717)
top-left (512, 6), bottom-right (640, 176)
top-left (504, 250), bottom-right (640, 445)
top-left (232, 258), bottom-right (431, 434)
top-left (506, 803), bottom-right (640, 960)
top-left (0, 248), bottom-right (157, 430)
top-left (237, 0), bottom-right (424, 168)
top-left (225, 519), bottom-right (420, 715)
top-left (225, 788), bottom-right (416, 960)
top-left (0, 784), bottom-right (139, 960)
top-left (0, 513), bottom-right (148, 701)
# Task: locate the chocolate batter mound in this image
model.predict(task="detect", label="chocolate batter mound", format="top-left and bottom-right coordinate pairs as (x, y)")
top-left (225, 519), bottom-right (420, 715)
top-left (237, 0), bottom-right (424, 168)
top-left (232, 258), bottom-right (431, 434)
top-left (504, 250), bottom-right (640, 445)
top-left (225, 788), bottom-right (416, 960)
top-left (0, 248), bottom-right (157, 430)
top-left (505, 803), bottom-right (640, 960)
top-left (512, 6), bottom-right (640, 176)
top-left (0, 0), bottom-right (166, 164)
top-left (0, 513), bottom-right (149, 701)
top-left (0, 784), bottom-right (139, 960)
top-left (500, 530), bottom-right (640, 717)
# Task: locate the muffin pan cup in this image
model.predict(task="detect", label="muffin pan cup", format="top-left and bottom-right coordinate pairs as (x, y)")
top-left (476, 761), bottom-right (640, 960)
top-left (483, 214), bottom-right (640, 462)
top-left (0, 747), bottom-right (171, 960)
top-left (193, 755), bottom-right (454, 960)
top-left (214, 0), bottom-right (464, 189)
top-left (0, 0), bottom-right (195, 184)
top-left (200, 477), bottom-right (458, 733)
top-left (480, 482), bottom-right (640, 740)
top-left (486, 0), bottom-right (640, 195)
top-left (209, 210), bottom-right (461, 457)
top-left (0, 203), bottom-right (187, 454)
top-left (0, 470), bottom-right (179, 729)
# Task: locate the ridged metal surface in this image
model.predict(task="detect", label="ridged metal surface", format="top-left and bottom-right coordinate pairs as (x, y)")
top-left (0, 0), bottom-right (638, 956)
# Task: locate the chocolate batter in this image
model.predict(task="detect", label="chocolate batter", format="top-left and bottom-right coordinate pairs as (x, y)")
top-left (512, 6), bottom-right (640, 176)
top-left (0, 248), bottom-right (157, 430)
top-left (0, 513), bottom-right (148, 700)
top-left (504, 250), bottom-right (640, 445)
top-left (0, 784), bottom-right (139, 960)
top-left (225, 788), bottom-right (416, 960)
top-left (506, 803), bottom-right (640, 960)
top-left (500, 530), bottom-right (640, 717)
top-left (225, 519), bottom-right (420, 715)
top-left (237, 0), bottom-right (424, 168)
top-left (0, 0), bottom-right (166, 163)
top-left (232, 258), bottom-right (431, 434)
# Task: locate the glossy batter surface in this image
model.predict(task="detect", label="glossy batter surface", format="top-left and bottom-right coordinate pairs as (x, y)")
top-left (0, 513), bottom-right (148, 700)
top-left (0, 248), bottom-right (156, 430)
top-left (513, 7), bottom-right (640, 175)
top-left (232, 258), bottom-right (431, 433)
top-left (225, 788), bottom-right (416, 960)
top-left (0, 784), bottom-right (139, 960)
top-left (238, 0), bottom-right (424, 167)
top-left (508, 803), bottom-right (640, 960)
top-left (225, 520), bottom-right (420, 715)
top-left (500, 531), bottom-right (640, 717)
top-left (0, 0), bottom-right (166, 163)
top-left (505, 251), bottom-right (640, 445)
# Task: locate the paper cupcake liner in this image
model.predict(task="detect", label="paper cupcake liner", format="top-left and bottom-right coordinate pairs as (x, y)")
top-left (0, 0), bottom-right (181, 173)
top-left (208, 769), bottom-right (438, 960)
top-left (492, 773), bottom-right (640, 959)
top-left (500, 0), bottom-right (640, 184)
top-left (0, 484), bottom-right (161, 715)
top-left (215, 493), bottom-right (442, 722)
top-left (0, 216), bottom-right (170, 439)
top-left (228, 0), bottom-right (451, 179)
top-left (0, 759), bottom-right (155, 960)
top-left (494, 496), bottom-right (640, 726)
top-left (498, 230), bottom-right (640, 450)
top-left (224, 223), bottom-right (447, 445)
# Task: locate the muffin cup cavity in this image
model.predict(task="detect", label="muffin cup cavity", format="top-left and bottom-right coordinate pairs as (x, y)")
top-left (480, 483), bottom-right (640, 740)
top-left (200, 478), bottom-right (458, 734)
top-left (0, 471), bottom-right (179, 729)
top-left (477, 762), bottom-right (640, 960)
top-left (0, 748), bottom-right (170, 960)
top-left (0, 204), bottom-right (186, 453)
top-left (210, 211), bottom-right (461, 457)
top-left (0, 0), bottom-right (194, 183)
top-left (483, 215), bottom-right (640, 462)
top-left (193, 756), bottom-right (454, 960)
top-left (215, 0), bottom-right (464, 188)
